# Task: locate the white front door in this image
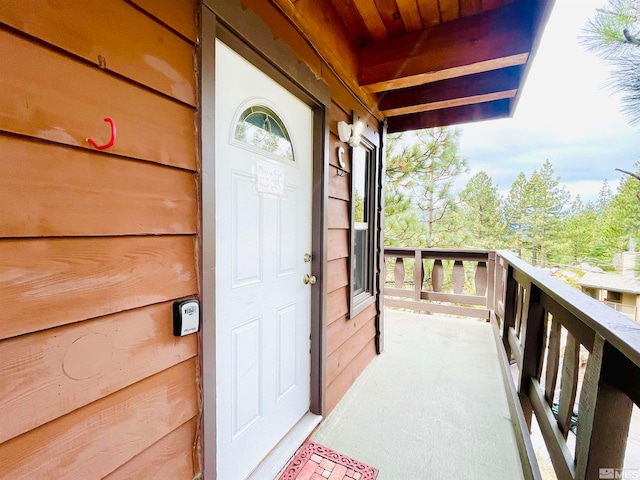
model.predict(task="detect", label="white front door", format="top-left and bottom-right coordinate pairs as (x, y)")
top-left (215, 40), bottom-right (313, 480)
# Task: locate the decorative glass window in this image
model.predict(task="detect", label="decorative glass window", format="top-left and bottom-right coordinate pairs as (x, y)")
top-left (234, 105), bottom-right (294, 161)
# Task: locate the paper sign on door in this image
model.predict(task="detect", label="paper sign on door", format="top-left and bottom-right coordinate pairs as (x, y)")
top-left (256, 161), bottom-right (285, 196)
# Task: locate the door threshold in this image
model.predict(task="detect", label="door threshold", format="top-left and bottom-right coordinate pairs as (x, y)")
top-left (248, 412), bottom-right (322, 480)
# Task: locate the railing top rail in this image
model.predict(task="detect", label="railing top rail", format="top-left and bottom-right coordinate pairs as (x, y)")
top-left (497, 249), bottom-right (640, 369)
top-left (384, 247), bottom-right (492, 261)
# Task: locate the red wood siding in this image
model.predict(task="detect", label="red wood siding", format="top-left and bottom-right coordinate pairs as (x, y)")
top-left (0, 1), bottom-right (200, 478)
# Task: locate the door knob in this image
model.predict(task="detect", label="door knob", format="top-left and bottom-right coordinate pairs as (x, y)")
top-left (303, 253), bottom-right (312, 263)
top-left (303, 274), bottom-right (317, 285)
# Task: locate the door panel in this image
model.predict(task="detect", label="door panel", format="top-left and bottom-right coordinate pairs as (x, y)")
top-left (215, 40), bottom-right (313, 480)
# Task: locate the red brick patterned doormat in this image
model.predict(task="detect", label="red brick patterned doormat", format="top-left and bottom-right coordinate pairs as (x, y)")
top-left (278, 441), bottom-right (379, 480)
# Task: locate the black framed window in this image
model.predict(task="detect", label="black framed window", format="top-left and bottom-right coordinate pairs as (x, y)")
top-left (350, 136), bottom-right (377, 317)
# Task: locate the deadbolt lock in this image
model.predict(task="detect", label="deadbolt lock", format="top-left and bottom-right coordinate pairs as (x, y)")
top-left (303, 253), bottom-right (312, 263)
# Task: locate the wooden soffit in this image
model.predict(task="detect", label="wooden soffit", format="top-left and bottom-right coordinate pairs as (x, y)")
top-left (265, 0), bottom-right (554, 132)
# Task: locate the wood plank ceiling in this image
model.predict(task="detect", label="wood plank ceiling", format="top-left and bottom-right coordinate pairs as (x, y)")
top-left (269, 0), bottom-right (554, 132)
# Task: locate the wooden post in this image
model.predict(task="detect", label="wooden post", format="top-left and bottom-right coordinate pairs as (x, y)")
top-left (382, 258), bottom-right (387, 291)
top-left (414, 250), bottom-right (423, 302)
top-left (575, 335), bottom-right (633, 480)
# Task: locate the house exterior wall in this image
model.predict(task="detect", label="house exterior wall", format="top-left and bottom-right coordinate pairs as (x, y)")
top-left (0, 2), bottom-right (200, 478)
top-left (584, 287), bottom-right (640, 322)
top-left (620, 292), bottom-right (638, 321)
top-left (1, 0), bottom-right (384, 476)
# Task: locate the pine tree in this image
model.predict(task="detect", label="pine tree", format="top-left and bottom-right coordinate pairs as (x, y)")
top-left (563, 196), bottom-right (598, 264)
top-left (596, 180), bottom-right (614, 213)
top-left (460, 171), bottom-right (506, 248)
top-left (384, 127), bottom-right (467, 247)
top-left (600, 162), bottom-right (640, 254)
top-left (582, 0), bottom-right (640, 125)
top-left (384, 188), bottom-right (427, 247)
top-left (523, 160), bottom-right (570, 267)
top-left (504, 172), bottom-right (529, 258)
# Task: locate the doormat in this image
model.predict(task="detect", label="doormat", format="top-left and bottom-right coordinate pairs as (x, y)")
top-left (278, 441), bottom-right (379, 480)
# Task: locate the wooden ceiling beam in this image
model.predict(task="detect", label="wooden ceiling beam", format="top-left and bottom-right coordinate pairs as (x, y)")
top-left (359, 1), bottom-right (534, 93)
top-left (378, 65), bottom-right (522, 115)
top-left (386, 99), bottom-right (512, 133)
top-left (381, 90), bottom-right (517, 116)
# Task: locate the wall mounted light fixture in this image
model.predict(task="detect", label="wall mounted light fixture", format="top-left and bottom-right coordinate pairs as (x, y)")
top-left (337, 120), bottom-right (364, 147)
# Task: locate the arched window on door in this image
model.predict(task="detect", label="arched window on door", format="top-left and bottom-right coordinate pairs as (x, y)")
top-left (234, 104), bottom-right (294, 162)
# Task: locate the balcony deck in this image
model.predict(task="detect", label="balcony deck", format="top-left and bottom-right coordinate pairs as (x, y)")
top-left (312, 308), bottom-right (524, 480)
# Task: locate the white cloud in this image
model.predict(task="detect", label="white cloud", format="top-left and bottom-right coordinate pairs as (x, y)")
top-left (458, 0), bottom-right (640, 203)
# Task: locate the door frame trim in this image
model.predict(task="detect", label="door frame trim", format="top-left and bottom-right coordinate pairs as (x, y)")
top-left (200, 2), bottom-right (330, 477)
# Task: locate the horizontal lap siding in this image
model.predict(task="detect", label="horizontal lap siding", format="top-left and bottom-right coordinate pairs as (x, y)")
top-left (0, 301), bottom-right (198, 444)
top-left (104, 417), bottom-right (199, 480)
top-left (0, 1), bottom-right (199, 478)
top-left (0, 0), bottom-right (196, 105)
top-left (0, 29), bottom-right (195, 169)
top-left (0, 359), bottom-right (199, 480)
top-left (0, 236), bottom-right (197, 341)
top-left (0, 136), bottom-right (197, 237)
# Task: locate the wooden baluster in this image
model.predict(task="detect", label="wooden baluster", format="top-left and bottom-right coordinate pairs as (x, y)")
top-left (486, 253), bottom-right (495, 312)
top-left (394, 257), bottom-right (405, 288)
top-left (518, 284), bottom-right (547, 429)
top-left (475, 261), bottom-right (487, 296)
top-left (432, 259), bottom-right (443, 292)
top-left (452, 260), bottom-right (464, 294)
top-left (414, 250), bottom-right (423, 302)
top-left (576, 335), bottom-right (633, 480)
top-left (502, 265), bottom-right (518, 360)
top-left (515, 285), bottom-right (525, 335)
top-left (557, 332), bottom-right (579, 439)
top-left (544, 317), bottom-right (561, 406)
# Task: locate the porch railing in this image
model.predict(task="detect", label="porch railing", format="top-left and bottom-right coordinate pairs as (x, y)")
top-left (383, 247), bottom-right (640, 480)
top-left (383, 247), bottom-right (494, 319)
top-left (604, 300), bottom-right (636, 320)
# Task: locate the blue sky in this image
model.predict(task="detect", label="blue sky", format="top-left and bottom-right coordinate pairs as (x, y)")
top-left (457, 0), bottom-right (640, 203)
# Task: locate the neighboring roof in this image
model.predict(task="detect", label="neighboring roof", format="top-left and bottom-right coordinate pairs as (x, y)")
top-left (271, 0), bottom-right (555, 131)
top-left (578, 272), bottom-right (640, 295)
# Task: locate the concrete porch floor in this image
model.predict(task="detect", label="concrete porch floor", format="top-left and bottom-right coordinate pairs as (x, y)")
top-left (312, 308), bottom-right (524, 480)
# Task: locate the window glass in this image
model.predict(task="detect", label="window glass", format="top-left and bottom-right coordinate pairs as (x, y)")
top-left (352, 145), bottom-right (371, 299)
top-left (607, 290), bottom-right (622, 302)
top-left (234, 105), bottom-right (294, 161)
